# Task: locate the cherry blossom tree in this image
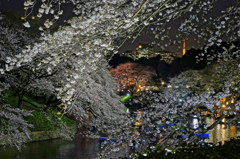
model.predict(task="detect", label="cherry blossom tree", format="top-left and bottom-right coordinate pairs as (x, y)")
top-left (131, 54), bottom-right (239, 149)
top-left (110, 62), bottom-right (156, 92)
top-left (19, 0), bottom-right (240, 53)
top-left (1, 0), bottom-right (240, 156)
top-left (94, 57), bottom-right (239, 157)
top-left (0, 81), bottom-right (33, 150)
top-left (107, 59), bottom-right (238, 157)
top-left (0, 12), bottom-right (36, 73)
top-left (0, 12), bottom-right (59, 109)
top-left (66, 67), bottom-right (125, 129)
top-left (0, 12), bottom-right (63, 149)
top-left (0, 104), bottom-right (33, 150)
top-left (5, 0), bottom-right (238, 114)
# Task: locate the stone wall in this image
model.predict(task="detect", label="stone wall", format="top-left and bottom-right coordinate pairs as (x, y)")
top-left (0, 125), bottom-right (77, 146)
top-left (27, 125), bottom-right (77, 142)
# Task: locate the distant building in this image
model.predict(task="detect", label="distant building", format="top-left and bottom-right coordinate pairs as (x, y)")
top-left (122, 43), bottom-right (160, 60)
top-left (159, 52), bottom-right (175, 64)
top-left (121, 43), bottom-right (176, 63)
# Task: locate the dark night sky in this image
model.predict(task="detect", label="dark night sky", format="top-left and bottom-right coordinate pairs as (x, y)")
top-left (0, 0), bottom-right (75, 25)
top-left (0, 0), bottom-right (236, 56)
top-left (118, 0), bottom-right (236, 57)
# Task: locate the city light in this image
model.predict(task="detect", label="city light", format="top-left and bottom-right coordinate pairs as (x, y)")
top-left (222, 118), bottom-right (226, 123)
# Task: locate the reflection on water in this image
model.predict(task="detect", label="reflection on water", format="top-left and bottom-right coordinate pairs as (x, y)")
top-left (0, 134), bottom-right (102, 159)
top-left (1, 117), bottom-right (240, 159)
top-left (206, 117), bottom-right (240, 145)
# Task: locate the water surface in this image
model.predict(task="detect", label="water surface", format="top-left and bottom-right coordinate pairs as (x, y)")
top-left (1, 119), bottom-right (240, 159)
top-left (0, 135), bottom-right (101, 159)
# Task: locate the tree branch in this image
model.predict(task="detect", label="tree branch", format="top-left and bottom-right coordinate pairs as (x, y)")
top-left (133, 0), bottom-right (150, 18)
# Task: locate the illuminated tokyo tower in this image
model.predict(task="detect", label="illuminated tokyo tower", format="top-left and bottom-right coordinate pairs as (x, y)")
top-left (183, 39), bottom-right (186, 56)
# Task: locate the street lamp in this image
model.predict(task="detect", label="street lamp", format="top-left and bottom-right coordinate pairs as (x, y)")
top-left (188, 114), bottom-right (199, 129)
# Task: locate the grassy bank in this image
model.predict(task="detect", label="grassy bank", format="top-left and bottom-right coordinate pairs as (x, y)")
top-left (2, 88), bottom-right (76, 132)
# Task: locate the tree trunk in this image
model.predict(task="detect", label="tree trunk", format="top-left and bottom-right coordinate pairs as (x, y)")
top-left (43, 95), bottom-right (61, 111)
top-left (18, 91), bottom-right (25, 109)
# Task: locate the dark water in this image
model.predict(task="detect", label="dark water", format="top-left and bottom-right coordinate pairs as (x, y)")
top-left (0, 133), bottom-right (130, 159)
top-left (0, 135), bottom-right (102, 159)
top-left (1, 118), bottom-right (240, 159)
